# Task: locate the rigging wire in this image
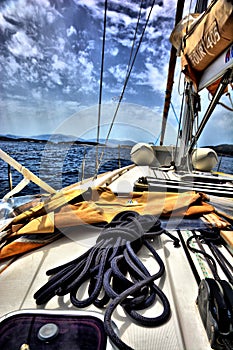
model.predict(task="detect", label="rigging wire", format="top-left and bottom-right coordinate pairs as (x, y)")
top-left (170, 101), bottom-right (179, 124)
top-left (95, 0), bottom-right (108, 173)
top-left (207, 80), bottom-right (233, 111)
top-left (216, 102), bottom-right (233, 112)
top-left (189, 69), bottom-right (233, 154)
top-left (94, 0), bottom-right (158, 176)
top-left (209, 89), bottom-right (233, 112)
top-left (125, 0), bottom-right (144, 79)
top-left (154, 131), bottom-right (161, 146)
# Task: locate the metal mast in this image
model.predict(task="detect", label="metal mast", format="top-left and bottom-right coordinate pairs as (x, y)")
top-left (159, 0), bottom-right (185, 146)
top-left (160, 0), bottom-right (209, 147)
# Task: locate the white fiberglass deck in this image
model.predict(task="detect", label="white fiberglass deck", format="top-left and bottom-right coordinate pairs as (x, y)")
top-left (0, 165), bottom-right (231, 349)
top-left (0, 226), bottom-right (212, 350)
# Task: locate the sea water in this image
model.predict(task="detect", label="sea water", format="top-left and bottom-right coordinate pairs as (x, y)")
top-left (0, 140), bottom-right (132, 197)
top-left (0, 140), bottom-right (232, 198)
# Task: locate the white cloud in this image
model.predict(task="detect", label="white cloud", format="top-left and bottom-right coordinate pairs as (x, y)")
top-left (74, 0), bottom-right (101, 19)
top-left (141, 62), bottom-right (167, 94)
top-left (109, 47), bottom-right (119, 56)
top-left (77, 52), bottom-right (96, 92)
top-left (108, 64), bottom-right (127, 83)
top-left (5, 56), bottom-right (20, 75)
top-left (7, 30), bottom-right (42, 58)
top-left (48, 71), bottom-right (63, 86)
top-left (51, 102), bottom-right (162, 142)
top-left (67, 25), bottom-right (77, 37)
top-left (154, 0), bottom-right (176, 19)
top-left (52, 55), bottom-right (67, 71)
top-left (108, 10), bottom-right (134, 27)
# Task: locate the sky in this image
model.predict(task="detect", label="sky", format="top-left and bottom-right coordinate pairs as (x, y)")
top-left (0, 0), bottom-right (232, 146)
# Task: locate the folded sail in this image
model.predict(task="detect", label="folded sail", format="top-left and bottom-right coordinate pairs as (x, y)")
top-left (170, 0), bottom-right (233, 88)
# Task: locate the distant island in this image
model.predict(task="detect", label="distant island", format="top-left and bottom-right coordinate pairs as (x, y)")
top-left (0, 134), bottom-right (98, 145)
top-left (0, 134), bottom-right (136, 147)
top-left (0, 135), bottom-right (232, 155)
top-left (206, 144), bottom-right (233, 157)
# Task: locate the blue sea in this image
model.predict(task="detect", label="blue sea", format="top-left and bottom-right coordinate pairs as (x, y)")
top-left (0, 140), bottom-right (232, 198)
top-left (0, 140), bottom-right (132, 198)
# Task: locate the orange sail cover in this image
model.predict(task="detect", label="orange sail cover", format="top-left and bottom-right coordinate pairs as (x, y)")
top-left (1, 187), bottom-right (227, 261)
top-left (170, 0), bottom-right (233, 89)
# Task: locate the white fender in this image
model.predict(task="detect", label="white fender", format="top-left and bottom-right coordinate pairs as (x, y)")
top-left (192, 148), bottom-right (218, 171)
top-left (130, 143), bottom-right (155, 166)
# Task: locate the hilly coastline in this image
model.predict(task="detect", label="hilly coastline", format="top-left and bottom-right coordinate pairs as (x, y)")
top-left (0, 134), bottom-right (136, 147)
top-left (0, 134), bottom-right (232, 155)
top-left (207, 144), bottom-right (233, 157)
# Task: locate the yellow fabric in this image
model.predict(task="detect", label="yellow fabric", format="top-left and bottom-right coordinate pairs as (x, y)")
top-left (55, 202), bottom-right (106, 227)
top-left (11, 187), bottom-right (88, 225)
top-left (0, 241), bottom-right (46, 260)
top-left (95, 190), bottom-right (214, 220)
top-left (0, 187), bottom-right (217, 261)
top-left (17, 212), bottom-right (55, 234)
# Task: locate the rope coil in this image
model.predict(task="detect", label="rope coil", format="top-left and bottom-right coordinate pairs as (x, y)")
top-left (34, 211), bottom-right (179, 350)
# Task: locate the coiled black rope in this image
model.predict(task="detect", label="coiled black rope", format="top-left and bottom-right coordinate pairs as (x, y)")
top-left (187, 229), bottom-right (233, 284)
top-left (34, 211), bottom-right (179, 350)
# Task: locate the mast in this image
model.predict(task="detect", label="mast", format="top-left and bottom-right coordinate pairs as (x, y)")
top-left (160, 0), bottom-right (209, 147)
top-left (159, 0), bottom-right (185, 146)
top-left (175, 0), bottom-right (215, 168)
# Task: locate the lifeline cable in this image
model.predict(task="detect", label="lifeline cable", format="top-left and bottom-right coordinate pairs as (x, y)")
top-left (34, 211), bottom-right (179, 350)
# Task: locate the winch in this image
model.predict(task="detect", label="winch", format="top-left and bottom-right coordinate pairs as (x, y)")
top-left (197, 278), bottom-right (233, 350)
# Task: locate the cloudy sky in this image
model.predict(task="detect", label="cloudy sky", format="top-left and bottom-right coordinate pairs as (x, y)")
top-left (0, 0), bottom-right (232, 145)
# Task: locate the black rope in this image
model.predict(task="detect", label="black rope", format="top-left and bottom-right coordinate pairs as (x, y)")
top-left (208, 241), bottom-right (233, 284)
top-left (187, 229), bottom-right (233, 284)
top-left (199, 226), bottom-right (233, 284)
top-left (34, 211), bottom-right (179, 350)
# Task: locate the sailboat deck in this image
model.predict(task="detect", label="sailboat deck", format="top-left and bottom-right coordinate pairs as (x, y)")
top-left (0, 164), bottom-right (232, 349)
top-left (0, 0), bottom-right (232, 347)
top-left (151, 168), bottom-right (172, 180)
top-left (0, 226), bottom-right (213, 350)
